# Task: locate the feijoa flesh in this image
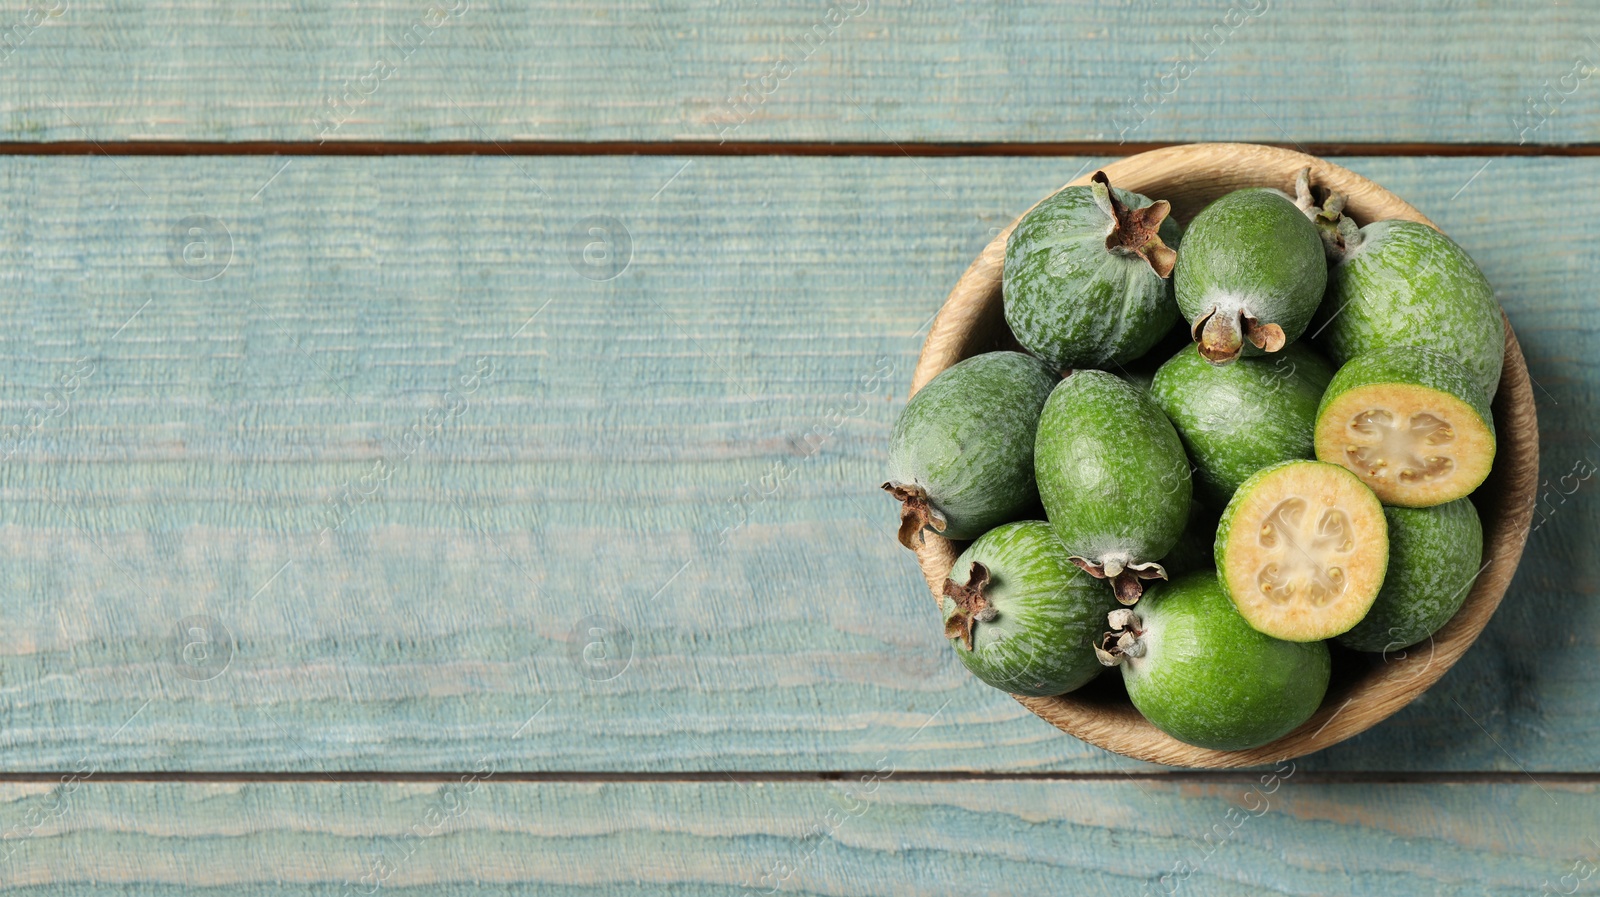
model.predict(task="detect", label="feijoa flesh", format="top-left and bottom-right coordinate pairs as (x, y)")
top-left (1098, 571), bottom-right (1331, 751)
top-left (1150, 341), bottom-right (1335, 509)
top-left (1175, 188), bottom-right (1328, 365)
top-left (1215, 460), bottom-right (1388, 642)
top-left (1337, 498), bottom-right (1484, 653)
top-left (942, 521), bottom-right (1120, 696)
top-left (1003, 172), bottom-right (1181, 370)
top-left (885, 351), bottom-right (1057, 548)
top-left (1314, 347), bottom-right (1496, 508)
top-left (1035, 370), bottom-right (1192, 604)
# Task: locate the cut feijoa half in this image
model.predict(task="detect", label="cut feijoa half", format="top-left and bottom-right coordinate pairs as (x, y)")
top-left (1215, 460), bottom-right (1388, 641)
top-left (942, 521), bottom-right (1120, 696)
top-left (1314, 347), bottom-right (1496, 508)
top-left (1035, 370), bottom-right (1192, 604)
top-left (1174, 187), bottom-right (1327, 365)
top-left (1337, 498), bottom-right (1484, 653)
top-left (884, 351), bottom-right (1057, 548)
top-left (1097, 571), bottom-right (1331, 752)
top-left (1150, 340), bottom-right (1335, 509)
top-left (1003, 172), bottom-right (1182, 370)
top-left (1309, 208), bottom-right (1505, 400)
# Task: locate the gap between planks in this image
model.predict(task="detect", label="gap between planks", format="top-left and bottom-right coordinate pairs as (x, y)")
top-left (0, 771), bottom-right (1597, 784)
top-left (2, 141), bottom-right (1600, 157)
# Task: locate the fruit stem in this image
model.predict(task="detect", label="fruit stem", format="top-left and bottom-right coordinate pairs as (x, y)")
top-left (1092, 171), bottom-right (1177, 278)
top-left (943, 562), bottom-right (994, 651)
top-left (1069, 555), bottom-right (1168, 605)
top-left (1095, 607), bottom-right (1146, 666)
top-left (882, 481), bottom-right (947, 550)
top-left (1190, 307), bottom-right (1286, 366)
top-left (1291, 166), bottom-right (1363, 261)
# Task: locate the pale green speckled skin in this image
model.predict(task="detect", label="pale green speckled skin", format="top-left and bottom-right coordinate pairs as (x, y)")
top-left (1152, 341), bottom-right (1335, 509)
top-left (1034, 370), bottom-right (1191, 567)
top-left (1174, 188), bottom-right (1327, 355)
top-left (1122, 572), bottom-right (1332, 751)
top-left (1315, 219), bottom-right (1504, 399)
top-left (1316, 346), bottom-right (1496, 444)
top-left (1338, 499), bottom-right (1484, 653)
top-left (1004, 182), bottom-right (1182, 369)
top-left (944, 521), bottom-right (1120, 696)
top-left (889, 351), bottom-right (1058, 540)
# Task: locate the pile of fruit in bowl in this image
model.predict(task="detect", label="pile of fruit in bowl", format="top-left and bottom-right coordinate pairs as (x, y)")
top-left (884, 155), bottom-right (1514, 757)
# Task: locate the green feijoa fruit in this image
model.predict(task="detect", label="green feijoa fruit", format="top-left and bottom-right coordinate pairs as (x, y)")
top-left (1150, 341), bottom-right (1335, 508)
top-left (1338, 499), bottom-right (1484, 653)
top-left (885, 351), bottom-right (1057, 548)
top-left (1097, 571), bottom-right (1331, 752)
top-left (1035, 370), bottom-right (1191, 603)
top-left (1313, 217), bottom-right (1504, 400)
top-left (941, 521), bottom-right (1120, 696)
top-left (1003, 172), bottom-right (1182, 369)
top-left (1174, 188), bottom-right (1327, 365)
top-left (1159, 501), bottom-right (1221, 581)
top-left (1314, 347), bottom-right (1496, 508)
top-left (1215, 460), bottom-right (1388, 642)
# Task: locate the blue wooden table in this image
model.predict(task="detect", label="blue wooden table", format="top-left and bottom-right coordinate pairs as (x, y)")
top-left (0, 1), bottom-right (1593, 893)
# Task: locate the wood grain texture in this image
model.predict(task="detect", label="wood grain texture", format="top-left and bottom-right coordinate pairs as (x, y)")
top-left (912, 144), bottom-right (1538, 768)
top-left (0, 779), bottom-right (1590, 893)
top-left (0, 155), bottom-right (1592, 773)
top-left (2, 1), bottom-right (1600, 145)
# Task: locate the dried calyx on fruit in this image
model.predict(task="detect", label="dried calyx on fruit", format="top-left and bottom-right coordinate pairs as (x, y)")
top-left (1096, 171), bottom-right (1178, 276)
top-left (942, 561), bottom-right (996, 651)
top-left (1002, 171), bottom-right (1182, 370)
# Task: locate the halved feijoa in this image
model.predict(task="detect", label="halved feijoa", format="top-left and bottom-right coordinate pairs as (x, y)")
top-left (942, 521), bottom-right (1120, 696)
top-left (1035, 370), bottom-right (1192, 604)
top-left (1314, 347), bottom-right (1496, 508)
top-left (1003, 172), bottom-right (1182, 369)
top-left (885, 351), bottom-right (1057, 548)
top-left (1174, 187), bottom-right (1327, 365)
top-left (1215, 460), bottom-right (1388, 641)
top-left (1337, 498), bottom-right (1484, 653)
top-left (1098, 571), bottom-right (1331, 752)
top-left (1150, 341), bottom-right (1335, 508)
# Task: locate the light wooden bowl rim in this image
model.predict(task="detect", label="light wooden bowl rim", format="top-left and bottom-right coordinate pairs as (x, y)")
top-left (908, 143), bottom-right (1539, 769)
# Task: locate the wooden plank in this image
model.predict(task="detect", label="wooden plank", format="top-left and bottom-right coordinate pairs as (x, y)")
top-left (0, 778), bottom-right (1590, 893)
top-left (0, 155), bottom-right (1591, 773)
top-left (1, 1), bottom-right (1599, 145)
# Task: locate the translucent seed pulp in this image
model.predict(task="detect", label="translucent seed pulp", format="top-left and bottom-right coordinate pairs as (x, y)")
top-left (1253, 497), bottom-right (1354, 608)
top-left (1345, 408), bottom-right (1457, 485)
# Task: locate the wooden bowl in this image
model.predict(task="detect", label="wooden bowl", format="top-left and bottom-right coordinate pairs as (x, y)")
top-left (909, 143), bottom-right (1539, 768)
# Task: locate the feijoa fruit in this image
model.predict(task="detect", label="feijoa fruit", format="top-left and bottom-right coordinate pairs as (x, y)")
top-left (1035, 370), bottom-right (1192, 604)
top-left (885, 351), bottom-right (1057, 548)
top-left (942, 521), bottom-right (1120, 696)
top-left (1097, 571), bottom-right (1332, 751)
top-left (1314, 347), bottom-right (1496, 508)
top-left (1215, 460), bottom-right (1388, 642)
